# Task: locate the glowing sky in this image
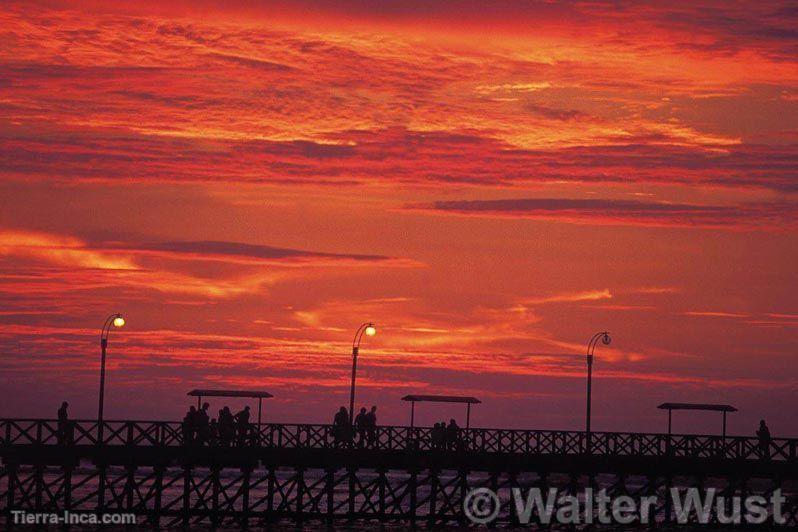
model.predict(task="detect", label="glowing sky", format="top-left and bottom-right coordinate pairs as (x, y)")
top-left (1, 1), bottom-right (796, 435)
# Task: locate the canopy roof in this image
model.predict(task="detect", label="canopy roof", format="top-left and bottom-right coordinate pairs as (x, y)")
top-left (657, 402), bottom-right (737, 412)
top-left (401, 395), bottom-right (481, 404)
top-left (187, 389), bottom-right (274, 399)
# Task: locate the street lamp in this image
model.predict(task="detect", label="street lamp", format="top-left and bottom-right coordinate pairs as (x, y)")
top-left (349, 322), bottom-right (376, 425)
top-left (585, 331), bottom-right (611, 452)
top-left (98, 313), bottom-right (125, 443)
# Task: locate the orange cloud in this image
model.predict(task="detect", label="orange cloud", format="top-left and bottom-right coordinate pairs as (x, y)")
top-left (0, 230), bottom-right (136, 270)
top-left (0, 229), bottom-right (413, 297)
top-left (683, 311), bottom-right (750, 318)
top-left (522, 289), bottom-right (613, 305)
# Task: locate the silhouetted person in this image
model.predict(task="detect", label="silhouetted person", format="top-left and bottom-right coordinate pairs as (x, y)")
top-left (333, 406), bottom-right (350, 446)
top-left (209, 418), bottom-right (218, 446)
top-left (235, 406), bottom-right (251, 446)
top-left (217, 408), bottom-right (224, 444)
top-left (219, 407), bottom-right (234, 447)
top-left (196, 402), bottom-right (210, 445)
top-left (757, 420), bottom-right (772, 459)
top-left (432, 422), bottom-right (445, 450)
top-left (57, 401), bottom-right (72, 445)
top-left (446, 419), bottom-right (460, 451)
top-left (366, 405), bottom-right (378, 447)
top-left (182, 406), bottom-right (197, 446)
top-left (354, 407), bottom-right (368, 447)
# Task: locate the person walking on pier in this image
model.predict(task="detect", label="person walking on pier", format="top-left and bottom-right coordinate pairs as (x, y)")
top-left (209, 418), bottom-right (219, 446)
top-left (333, 406), bottom-right (350, 447)
top-left (757, 419), bottom-right (772, 459)
top-left (219, 407), bottom-right (234, 447)
top-left (235, 406), bottom-right (251, 446)
top-left (445, 419), bottom-right (460, 451)
top-left (197, 402), bottom-right (210, 445)
top-left (57, 401), bottom-right (72, 445)
top-left (366, 405), bottom-right (378, 447)
top-left (432, 422), bottom-right (445, 450)
top-left (182, 406), bottom-right (197, 446)
top-left (354, 407), bottom-right (368, 447)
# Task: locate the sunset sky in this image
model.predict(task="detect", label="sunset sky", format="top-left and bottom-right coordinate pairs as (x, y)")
top-left (1, 1), bottom-right (796, 435)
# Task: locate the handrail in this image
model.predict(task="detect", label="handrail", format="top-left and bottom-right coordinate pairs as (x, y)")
top-left (0, 418), bottom-right (786, 440)
top-left (0, 419), bottom-right (793, 461)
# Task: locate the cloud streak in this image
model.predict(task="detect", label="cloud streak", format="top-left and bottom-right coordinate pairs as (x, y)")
top-left (410, 198), bottom-right (798, 230)
top-left (0, 230), bottom-right (414, 297)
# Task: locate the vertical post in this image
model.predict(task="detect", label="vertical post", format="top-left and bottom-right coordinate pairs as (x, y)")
top-left (211, 466), bottom-right (220, 528)
top-left (586, 353), bottom-right (593, 453)
top-left (667, 409), bottom-right (673, 455)
top-left (378, 468), bottom-right (387, 522)
top-left (196, 396), bottom-right (200, 409)
top-left (466, 403), bottom-right (471, 429)
top-left (97, 465), bottom-right (106, 513)
top-left (34, 465), bottom-right (43, 512)
top-left (182, 466), bottom-right (190, 528)
top-left (428, 469), bottom-right (438, 527)
top-left (152, 466), bottom-right (163, 528)
top-left (325, 468), bottom-right (335, 526)
top-left (63, 466), bottom-right (73, 516)
top-left (125, 465), bottom-right (135, 511)
top-left (664, 474), bottom-right (673, 524)
top-left (296, 468), bottom-right (304, 524)
top-left (241, 467), bottom-right (251, 529)
top-left (349, 347), bottom-right (358, 425)
top-left (266, 466), bottom-right (276, 522)
top-left (409, 470), bottom-right (417, 527)
top-left (458, 469), bottom-right (469, 527)
top-left (7, 464), bottom-right (16, 518)
top-left (347, 467), bottom-right (356, 518)
top-left (489, 471), bottom-right (499, 526)
top-left (98, 339), bottom-right (107, 444)
top-left (258, 398), bottom-right (262, 426)
top-left (410, 402), bottom-right (415, 428)
top-left (722, 412), bottom-right (727, 439)
top-left (324, 467), bottom-right (335, 529)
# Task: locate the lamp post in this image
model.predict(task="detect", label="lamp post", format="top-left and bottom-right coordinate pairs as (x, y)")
top-left (349, 322), bottom-right (376, 425)
top-left (585, 331), bottom-right (611, 452)
top-left (98, 313), bottom-right (125, 443)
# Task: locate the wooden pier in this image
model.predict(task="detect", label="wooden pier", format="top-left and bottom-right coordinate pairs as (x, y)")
top-left (2, 419), bottom-right (796, 527)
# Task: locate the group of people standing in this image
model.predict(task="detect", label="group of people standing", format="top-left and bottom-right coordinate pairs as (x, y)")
top-left (332, 406), bottom-right (378, 447)
top-left (182, 403), bottom-right (252, 447)
top-left (431, 419), bottom-right (461, 450)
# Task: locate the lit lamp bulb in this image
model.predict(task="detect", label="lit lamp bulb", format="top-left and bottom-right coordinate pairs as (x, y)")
top-left (113, 316), bottom-right (125, 328)
top-left (365, 324), bottom-right (377, 337)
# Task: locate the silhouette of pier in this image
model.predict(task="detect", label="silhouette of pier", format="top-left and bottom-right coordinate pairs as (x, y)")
top-left (2, 419), bottom-right (797, 527)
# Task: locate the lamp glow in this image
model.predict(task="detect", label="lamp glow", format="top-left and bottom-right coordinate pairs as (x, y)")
top-left (113, 316), bottom-right (125, 328)
top-left (365, 324), bottom-right (376, 337)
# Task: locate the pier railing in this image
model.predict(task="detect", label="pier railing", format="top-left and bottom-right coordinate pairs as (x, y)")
top-left (1, 419), bottom-right (795, 461)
